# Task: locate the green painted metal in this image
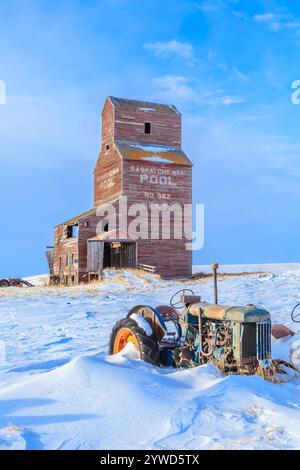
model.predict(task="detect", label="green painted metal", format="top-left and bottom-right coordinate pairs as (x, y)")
top-left (188, 302), bottom-right (271, 323)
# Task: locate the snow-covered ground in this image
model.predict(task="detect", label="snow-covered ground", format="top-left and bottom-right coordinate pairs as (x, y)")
top-left (0, 264), bottom-right (300, 450)
top-left (193, 262), bottom-right (300, 274)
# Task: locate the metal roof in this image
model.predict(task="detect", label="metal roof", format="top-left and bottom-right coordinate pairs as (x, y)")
top-left (115, 141), bottom-right (192, 166)
top-left (109, 96), bottom-right (180, 115)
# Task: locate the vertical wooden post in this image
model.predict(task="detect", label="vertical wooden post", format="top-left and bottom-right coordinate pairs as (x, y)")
top-left (211, 263), bottom-right (219, 305)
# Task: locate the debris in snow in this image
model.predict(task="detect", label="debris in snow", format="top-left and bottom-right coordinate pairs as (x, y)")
top-left (130, 313), bottom-right (153, 336)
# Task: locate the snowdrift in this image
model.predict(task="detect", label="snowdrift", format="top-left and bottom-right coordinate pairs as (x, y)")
top-left (0, 265), bottom-right (300, 449)
top-left (1, 344), bottom-right (300, 450)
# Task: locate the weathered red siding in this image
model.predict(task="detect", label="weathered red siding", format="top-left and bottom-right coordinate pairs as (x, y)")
top-left (53, 225), bottom-right (79, 283)
top-left (94, 147), bottom-right (122, 207)
top-left (53, 96), bottom-right (193, 282)
top-left (122, 160), bottom-right (192, 276)
top-left (113, 104), bottom-right (181, 147)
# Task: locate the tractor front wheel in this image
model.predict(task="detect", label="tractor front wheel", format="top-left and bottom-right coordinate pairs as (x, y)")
top-left (109, 317), bottom-right (160, 365)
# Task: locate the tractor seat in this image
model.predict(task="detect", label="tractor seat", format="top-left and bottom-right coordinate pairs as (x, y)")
top-left (155, 305), bottom-right (180, 322)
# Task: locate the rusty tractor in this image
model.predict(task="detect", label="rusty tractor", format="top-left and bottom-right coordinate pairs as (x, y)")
top-left (109, 264), bottom-right (298, 383)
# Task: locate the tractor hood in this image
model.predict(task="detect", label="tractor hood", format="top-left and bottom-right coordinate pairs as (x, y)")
top-left (188, 302), bottom-right (271, 323)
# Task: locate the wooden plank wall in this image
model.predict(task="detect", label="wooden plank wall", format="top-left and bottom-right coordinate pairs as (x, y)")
top-left (53, 225), bottom-right (79, 282)
top-left (87, 241), bottom-right (104, 272)
top-left (114, 104), bottom-right (181, 147)
top-left (53, 96), bottom-right (193, 282)
top-left (94, 147), bottom-right (122, 207)
top-left (94, 99), bottom-right (122, 207)
top-left (123, 160), bottom-right (192, 277)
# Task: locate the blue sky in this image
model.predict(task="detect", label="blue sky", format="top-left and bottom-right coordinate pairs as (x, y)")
top-left (0, 0), bottom-right (300, 276)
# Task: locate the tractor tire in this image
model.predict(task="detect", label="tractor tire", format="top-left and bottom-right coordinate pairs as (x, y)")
top-left (0, 280), bottom-right (9, 288)
top-left (109, 317), bottom-right (161, 366)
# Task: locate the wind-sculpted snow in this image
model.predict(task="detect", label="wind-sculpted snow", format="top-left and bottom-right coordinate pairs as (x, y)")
top-left (0, 265), bottom-right (300, 449)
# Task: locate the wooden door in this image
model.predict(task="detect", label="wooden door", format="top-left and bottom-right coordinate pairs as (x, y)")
top-left (87, 241), bottom-right (104, 273)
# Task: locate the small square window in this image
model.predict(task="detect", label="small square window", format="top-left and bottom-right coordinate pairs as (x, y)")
top-left (106, 144), bottom-right (110, 151)
top-left (144, 122), bottom-right (151, 134)
top-left (66, 224), bottom-right (79, 238)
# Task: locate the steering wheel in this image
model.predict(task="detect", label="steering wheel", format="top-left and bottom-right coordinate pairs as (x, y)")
top-left (170, 288), bottom-right (195, 310)
top-left (291, 303), bottom-right (300, 323)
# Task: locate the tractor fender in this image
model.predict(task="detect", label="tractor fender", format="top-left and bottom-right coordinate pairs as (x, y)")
top-left (271, 324), bottom-right (295, 339)
top-left (127, 305), bottom-right (167, 342)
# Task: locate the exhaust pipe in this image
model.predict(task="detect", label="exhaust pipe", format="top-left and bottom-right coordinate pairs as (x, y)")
top-left (211, 263), bottom-right (219, 304)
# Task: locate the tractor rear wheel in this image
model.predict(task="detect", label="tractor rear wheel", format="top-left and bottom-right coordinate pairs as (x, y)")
top-left (109, 317), bottom-right (160, 365)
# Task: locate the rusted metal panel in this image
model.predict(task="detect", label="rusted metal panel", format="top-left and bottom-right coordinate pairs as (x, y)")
top-left (271, 324), bottom-right (295, 339)
top-left (115, 141), bottom-right (192, 166)
top-left (188, 303), bottom-right (271, 323)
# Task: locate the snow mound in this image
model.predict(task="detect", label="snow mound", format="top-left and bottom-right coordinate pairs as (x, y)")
top-left (0, 346), bottom-right (300, 450)
top-left (0, 425), bottom-right (26, 450)
top-left (130, 313), bottom-right (153, 336)
top-left (24, 275), bottom-right (50, 287)
top-left (1, 263), bottom-right (300, 449)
